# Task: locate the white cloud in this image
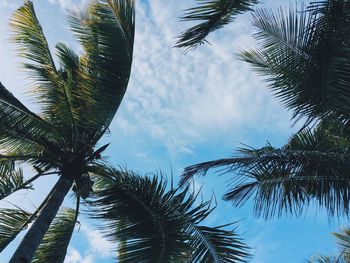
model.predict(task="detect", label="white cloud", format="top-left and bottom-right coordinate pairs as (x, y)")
top-left (65, 247), bottom-right (93, 263)
top-left (0, 0), bottom-right (18, 9)
top-left (63, 222), bottom-right (116, 263)
top-left (114, 0), bottom-right (294, 156)
top-left (80, 223), bottom-right (115, 258)
top-left (48, 0), bottom-right (89, 11)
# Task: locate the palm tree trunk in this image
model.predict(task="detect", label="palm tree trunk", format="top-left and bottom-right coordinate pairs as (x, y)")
top-left (9, 176), bottom-right (73, 263)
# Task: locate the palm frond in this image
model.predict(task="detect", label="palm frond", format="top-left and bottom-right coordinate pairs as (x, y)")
top-left (333, 228), bottom-right (350, 261)
top-left (0, 98), bottom-right (64, 157)
top-left (10, 1), bottom-right (76, 137)
top-left (88, 167), bottom-right (249, 262)
top-left (0, 159), bottom-right (26, 200)
top-left (55, 42), bottom-right (80, 143)
top-left (186, 224), bottom-right (249, 262)
top-left (306, 255), bottom-right (339, 263)
top-left (0, 81), bottom-right (64, 155)
top-left (0, 208), bottom-right (32, 252)
top-left (182, 120), bottom-right (350, 218)
top-left (67, 0), bottom-right (135, 144)
top-left (176, 0), bottom-right (258, 49)
top-left (240, 1), bottom-right (350, 122)
top-left (0, 82), bottom-right (31, 113)
top-left (32, 208), bottom-right (78, 263)
top-left (307, 228), bottom-right (350, 263)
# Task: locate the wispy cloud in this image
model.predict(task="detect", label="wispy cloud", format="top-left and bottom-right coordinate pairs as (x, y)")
top-left (112, 0), bottom-right (293, 156)
top-left (0, 0), bottom-right (18, 9)
top-left (48, 0), bottom-right (89, 11)
top-left (80, 223), bottom-right (116, 258)
top-left (63, 222), bottom-right (116, 263)
top-left (65, 247), bottom-right (93, 263)
top-left (248, 224), bottom-right (279, 263)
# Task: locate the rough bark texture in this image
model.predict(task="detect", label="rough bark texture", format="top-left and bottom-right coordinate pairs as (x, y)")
top-left (9, 176), bottom-right (73, 263)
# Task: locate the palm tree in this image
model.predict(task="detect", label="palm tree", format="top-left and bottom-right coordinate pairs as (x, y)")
top-left (175, 0), bottom-right (258, 49)
top-left (180, 0), bottom-right (350, 218)
top-left (0, 0), bottom-right (249, 262)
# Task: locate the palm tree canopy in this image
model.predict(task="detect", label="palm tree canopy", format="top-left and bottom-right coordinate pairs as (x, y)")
top-left (5, 0), bottom-right (135, 173)
top-left (175, 0), bottom-right (258, 49)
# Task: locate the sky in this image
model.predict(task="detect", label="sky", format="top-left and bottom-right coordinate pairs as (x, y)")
top-left (0, 0), bottom-right (348, 262)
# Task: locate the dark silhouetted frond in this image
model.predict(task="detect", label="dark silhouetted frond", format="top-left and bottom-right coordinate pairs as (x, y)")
top-left (182, 119), bottom-right (350, 218)
top-left (241, 1), bottom-right (350, 123)
top-left (176, 0), bottom-right (258, 49)
top-left (0, 82), bottom-right (64, 156)
top-left (88, 167), bottom-right (250, 262)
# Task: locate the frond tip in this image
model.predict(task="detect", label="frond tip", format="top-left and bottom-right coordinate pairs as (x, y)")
top-left (176, 0), bottom-right (258, 49)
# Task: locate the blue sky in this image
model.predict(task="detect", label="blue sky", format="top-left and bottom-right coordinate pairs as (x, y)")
top-left (0, 0), bottom-right (348, 262)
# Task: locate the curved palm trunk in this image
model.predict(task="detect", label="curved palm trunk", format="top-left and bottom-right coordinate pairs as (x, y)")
top-left (9, 176), bottom-right (73, 263)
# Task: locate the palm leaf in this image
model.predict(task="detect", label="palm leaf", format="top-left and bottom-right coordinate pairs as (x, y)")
top-left (186, 224), bottom-right (249, 262)
top-left (307, 228), bottom-right (350, 263)
top-left (333, 228), bottom-right (350, 262)
top-left (0, 82), bottom-right (31, 113)
top-left (88, 167), bottom-right (249, 262)
top-left (0, 208), bottom-right (32, 252)
top-left (10, 0), bottom-right (75, 137)
top-left (306, 255), bottom-right (340, 263)
top-left (175, 0), bottom-right (258, 49)
top-left (31, 208), bottom-right (78, 263)
top-left (0, 100), bottom-right (64, 156)
top-left (182, 120), bottom-right (350, 218)
top-left (0, 159), bottom-right (26, 200)
top-left (0, 82), bottom-right (64, 155)
top-left (240, 1), bottom-right (350, 123)
top-left (55, 42), bottom-right (80, 144)
top-left (67, 0), bottom-right (135, 144)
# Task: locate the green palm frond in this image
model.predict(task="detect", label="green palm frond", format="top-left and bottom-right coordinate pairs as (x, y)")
top-left (67, 0), bottom-right (135, 144)
top-left (55, 42), bottom-right (80, 143)
top-left (10, 1), bottom-right (76, 137)
top-left (0, 159), bottom-right (58, 202)
top-left (182, 120), bottom-right (350, 218)
top-left (0, 101), bottom-right (62, 155)
top-left (307, 228), bottom-right (350, 263)
top-left (0, 159), bottom-right (26, 200)
top-left (306, 255), bottom-right (339, 263)
top-left (0, 82), bottom-right (31, 113)
top-left (240, 1), bottom-right (350, 122)
top-left (186, 224), bottom-right (248, 262)
top-left (88, 167), bottom-right (249, 262)
top-left (0, 208), bottom-right (32, 252)
top-left (32, 208), bottom-right (78, 263)
top-left (0, 81), bottom-right (64, 155)
top-left (175, 0), bottom-right (258, 49)
top-left (333, 228), bottom-right (350, 261)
